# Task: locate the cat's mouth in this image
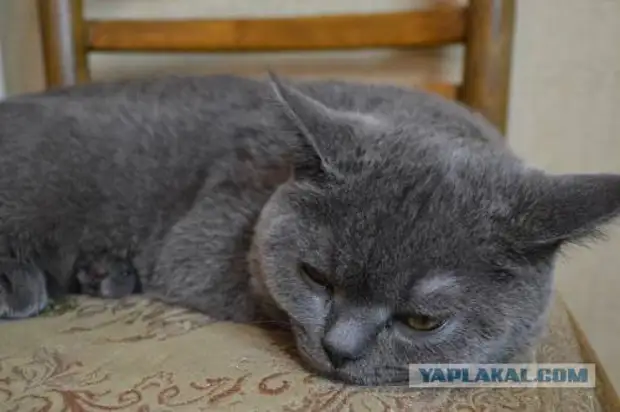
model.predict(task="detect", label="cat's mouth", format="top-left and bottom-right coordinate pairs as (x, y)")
top-left (290, 324), bottom-right (415, 387)
top-left (288, 322), bottom-right (409, 386)
top-left (335, 367), bottom-right (413, 387)
top-left (294, 345), bottom-right (411, 386)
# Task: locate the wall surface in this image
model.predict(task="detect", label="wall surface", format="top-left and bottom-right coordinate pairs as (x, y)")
top-left (508, 0), bottom-right (620, 391)
top-left (2, 0), bottom-right (620, 391)
top-left (0, 0), bottom-right (45, 96)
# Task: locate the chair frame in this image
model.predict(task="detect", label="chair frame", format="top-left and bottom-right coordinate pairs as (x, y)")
top-left (37, 0), bottom-right (515, 133)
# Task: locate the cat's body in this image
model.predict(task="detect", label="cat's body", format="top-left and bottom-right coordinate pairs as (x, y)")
top-left (1, 74), bottom-right (620, 385)
top-left (0, 75), bottom-right (288, 316)
top-left (1, 75), bottom-right (298, 318)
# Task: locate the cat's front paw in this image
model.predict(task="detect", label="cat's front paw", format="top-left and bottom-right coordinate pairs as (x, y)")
top-left (0, 260), bottom-right (48, 319)
top-left (75, 254), bottom-right (140, 299)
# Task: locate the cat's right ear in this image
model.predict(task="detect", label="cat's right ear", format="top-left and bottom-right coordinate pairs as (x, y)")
top-left (267, 72), bottom-right (378, 183)
top-left (268, 72), bottom-right (345, 182)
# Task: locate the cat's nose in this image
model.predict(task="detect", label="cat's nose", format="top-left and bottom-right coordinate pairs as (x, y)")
top-left (322, 319), bottom-right (369, 368)
top-left (322, 337), bottom-right (360, 368)
top-left (321, 305), bottom-right (387, 368)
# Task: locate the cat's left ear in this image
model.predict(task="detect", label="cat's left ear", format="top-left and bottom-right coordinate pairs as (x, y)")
top-left (512, 173), bottom-right (620, 247)
top-left (268, 72), bottom-right (381, 181)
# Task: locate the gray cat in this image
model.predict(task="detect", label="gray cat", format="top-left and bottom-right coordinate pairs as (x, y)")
top-left (1, 73), bottom-right (619, 385)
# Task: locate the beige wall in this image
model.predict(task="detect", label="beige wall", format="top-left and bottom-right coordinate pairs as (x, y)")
top-left (509, 0), bottom-right (620, 390)
top-left (0, 0), bottom-right (45, 96)
top-left (2, 0), bottom-right (620, 391)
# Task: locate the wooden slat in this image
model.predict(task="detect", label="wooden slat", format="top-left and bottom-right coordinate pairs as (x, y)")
top-left (37, 0), bottom-right (91, 87)
top-left (71, 0), bottom-right (90, 83)
top-left (86, 9), bottom-right (466, 52)
top-left (37, 0), bottom-right (65, 88)
top-left (420, 83), bottom-right (459, 100)
top-left (460, 0), bottom-right (515, 134)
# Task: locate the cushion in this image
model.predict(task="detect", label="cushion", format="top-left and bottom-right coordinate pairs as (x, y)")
top-left (0, 294), bottom-right (603, 411)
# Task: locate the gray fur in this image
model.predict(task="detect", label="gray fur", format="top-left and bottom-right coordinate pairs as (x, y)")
top-left (1, 74), bottom-right (620, 385)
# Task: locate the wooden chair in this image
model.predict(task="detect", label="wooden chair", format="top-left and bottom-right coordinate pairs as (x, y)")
top-left (37, 0), bottom-right (515, 133)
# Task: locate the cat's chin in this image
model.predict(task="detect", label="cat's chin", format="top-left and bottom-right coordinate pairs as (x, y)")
top-left (293, 350), bottom-right (411, 387)
top-left (305, 364), bottom-right (412, 387)
top-left (286, 321), bottom-right (407, 387)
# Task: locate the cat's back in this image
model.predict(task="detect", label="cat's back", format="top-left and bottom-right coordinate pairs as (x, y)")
top-left (0, 75), bottom-right (284, 178)
top-left (0, 75), bottom-right (502, 169)
top-left (0, 75), bottom-right (285, 239)
top-left (0, 75), bottom-right (270, 145)
top-left (0, 75), bottom-right (265, 188)
top-left (0, 75), bottom-right (507, 228)
top-left (298, 80), bottom-right (505, 144)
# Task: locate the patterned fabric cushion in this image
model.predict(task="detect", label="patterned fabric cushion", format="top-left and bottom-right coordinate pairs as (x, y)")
top-left (0, 294), bottom-right (603, 411)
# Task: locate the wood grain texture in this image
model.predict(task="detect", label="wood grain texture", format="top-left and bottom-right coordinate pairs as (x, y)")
top-left (460, 0), bottom-right (516, 134)
top-left (85, 9), bottom-right (466, 52)
top-left (37, 0), bottom-right (64, 88)
top-left (568, 309), bottom-right (620, 412)
top-left (70, 0), bottom-right (90, 83)
top-left (421, 83), bottom-right (459, 100)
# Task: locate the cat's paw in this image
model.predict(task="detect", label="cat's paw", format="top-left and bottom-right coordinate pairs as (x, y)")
top-left (75, 254), bottom-right (139, 299)
top-left (0, 260), bottom-right (48, 319)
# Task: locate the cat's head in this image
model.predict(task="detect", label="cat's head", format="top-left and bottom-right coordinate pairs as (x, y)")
top-left (249, 75), bottom-right (620, 385)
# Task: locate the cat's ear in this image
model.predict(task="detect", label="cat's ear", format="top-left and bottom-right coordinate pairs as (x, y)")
top-left (513, 173), bottom-right (620, 247)
top-left (267, 72), bottom-right (379, 181)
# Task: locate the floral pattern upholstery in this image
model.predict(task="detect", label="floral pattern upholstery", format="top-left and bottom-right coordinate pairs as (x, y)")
top-left (0, 294), bottom-right (604, 411)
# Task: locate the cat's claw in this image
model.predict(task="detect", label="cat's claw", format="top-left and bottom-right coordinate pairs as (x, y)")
top-left (0, 261), bottom-right (48, 319)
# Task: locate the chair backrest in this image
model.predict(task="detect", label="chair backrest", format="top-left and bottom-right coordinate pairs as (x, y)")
top-left (37, 0), bottom-right (515, 133)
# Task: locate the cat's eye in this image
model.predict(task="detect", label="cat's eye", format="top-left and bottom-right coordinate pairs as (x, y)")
top-left (300, 262), bottom-right (331, 290)
top-left (403, 314), bottom-right (445, 331)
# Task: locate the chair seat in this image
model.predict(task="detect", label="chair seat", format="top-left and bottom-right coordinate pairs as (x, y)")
top-left (0, 294), bottom-right (604, 411)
